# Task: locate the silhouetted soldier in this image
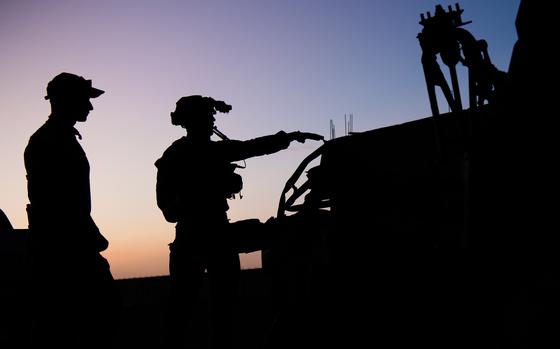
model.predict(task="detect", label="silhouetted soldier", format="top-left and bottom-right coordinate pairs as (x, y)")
top-left (24, 72), bottom-right (120, 348)
top-left (155, 95), bottom-right (321, 348)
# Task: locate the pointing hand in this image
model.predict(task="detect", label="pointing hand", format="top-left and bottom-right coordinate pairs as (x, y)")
top-left (289, 131), bottom-right (324, 143)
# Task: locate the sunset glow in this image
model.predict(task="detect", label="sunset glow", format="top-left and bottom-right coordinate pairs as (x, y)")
top-left (0, 0), bottom-right (520, 279)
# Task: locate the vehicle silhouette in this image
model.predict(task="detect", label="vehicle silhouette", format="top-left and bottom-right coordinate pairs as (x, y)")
top-left (260, 2), bottom-right (556, 347)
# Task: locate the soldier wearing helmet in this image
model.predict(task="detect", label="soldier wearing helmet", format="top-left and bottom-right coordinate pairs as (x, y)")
top-left (24, 72), bottom-right (120, 348)
top-left (155, 95), bottom-right (321, 348)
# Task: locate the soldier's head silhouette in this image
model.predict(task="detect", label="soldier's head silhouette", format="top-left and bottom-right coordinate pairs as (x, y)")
top-left (45, 72), bottom-right (104, 123)
top-left (170, 95), bottom-right (231, 138)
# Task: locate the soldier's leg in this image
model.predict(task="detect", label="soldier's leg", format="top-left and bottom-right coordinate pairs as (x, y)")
top-left (28, 252), bottom-right (77, 348)
top-left (207, 251), bottom-right (240, 349)
top-left (164, 243), bottom-right (205, 348)
top-left (79, 253), bottom-right (121, 348)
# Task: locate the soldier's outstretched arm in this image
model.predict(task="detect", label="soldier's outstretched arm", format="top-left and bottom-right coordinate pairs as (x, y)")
top-left (286, 131), bottom-right (324, 143)
top-left (222, 130), bottom-right (323, 162)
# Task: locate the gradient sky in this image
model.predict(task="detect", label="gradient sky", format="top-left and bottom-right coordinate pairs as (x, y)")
top-left (1, 0), bottom-right (520, 279)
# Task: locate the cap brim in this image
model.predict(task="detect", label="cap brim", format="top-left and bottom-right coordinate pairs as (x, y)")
top-left (89, 87), bottom-right (105, 98)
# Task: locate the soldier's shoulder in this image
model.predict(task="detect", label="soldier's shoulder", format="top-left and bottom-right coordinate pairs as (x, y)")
top-left (155, 137), bottom-right (188, 166)
top-left (26, 122), bottom-right (52, 149)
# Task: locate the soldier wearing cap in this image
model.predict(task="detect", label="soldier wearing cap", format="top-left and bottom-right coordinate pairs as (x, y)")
top-left (24, 72), bottom-right (119, 348)
top-left (155, 95), bottom-right (321, 348)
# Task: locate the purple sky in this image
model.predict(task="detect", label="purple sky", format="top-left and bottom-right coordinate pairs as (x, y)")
top-left (0, 0), bottom-right (520, 278)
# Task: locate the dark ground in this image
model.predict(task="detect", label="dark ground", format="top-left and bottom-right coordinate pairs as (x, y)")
top-left (116, 269), bottom-right (275, 349)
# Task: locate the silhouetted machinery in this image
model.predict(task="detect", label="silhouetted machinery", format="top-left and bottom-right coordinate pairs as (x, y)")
top-left (262, 3), bottom-right (507, 265)
top-left (259, 2), bottom-right (554, 348)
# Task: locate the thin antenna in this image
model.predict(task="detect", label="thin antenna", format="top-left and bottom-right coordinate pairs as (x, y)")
top-left (344, 114), bottom-right (347, 136)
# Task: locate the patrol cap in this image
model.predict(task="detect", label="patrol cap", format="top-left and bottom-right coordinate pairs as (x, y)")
top-left (45, 72), bottom-right (104, 100)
